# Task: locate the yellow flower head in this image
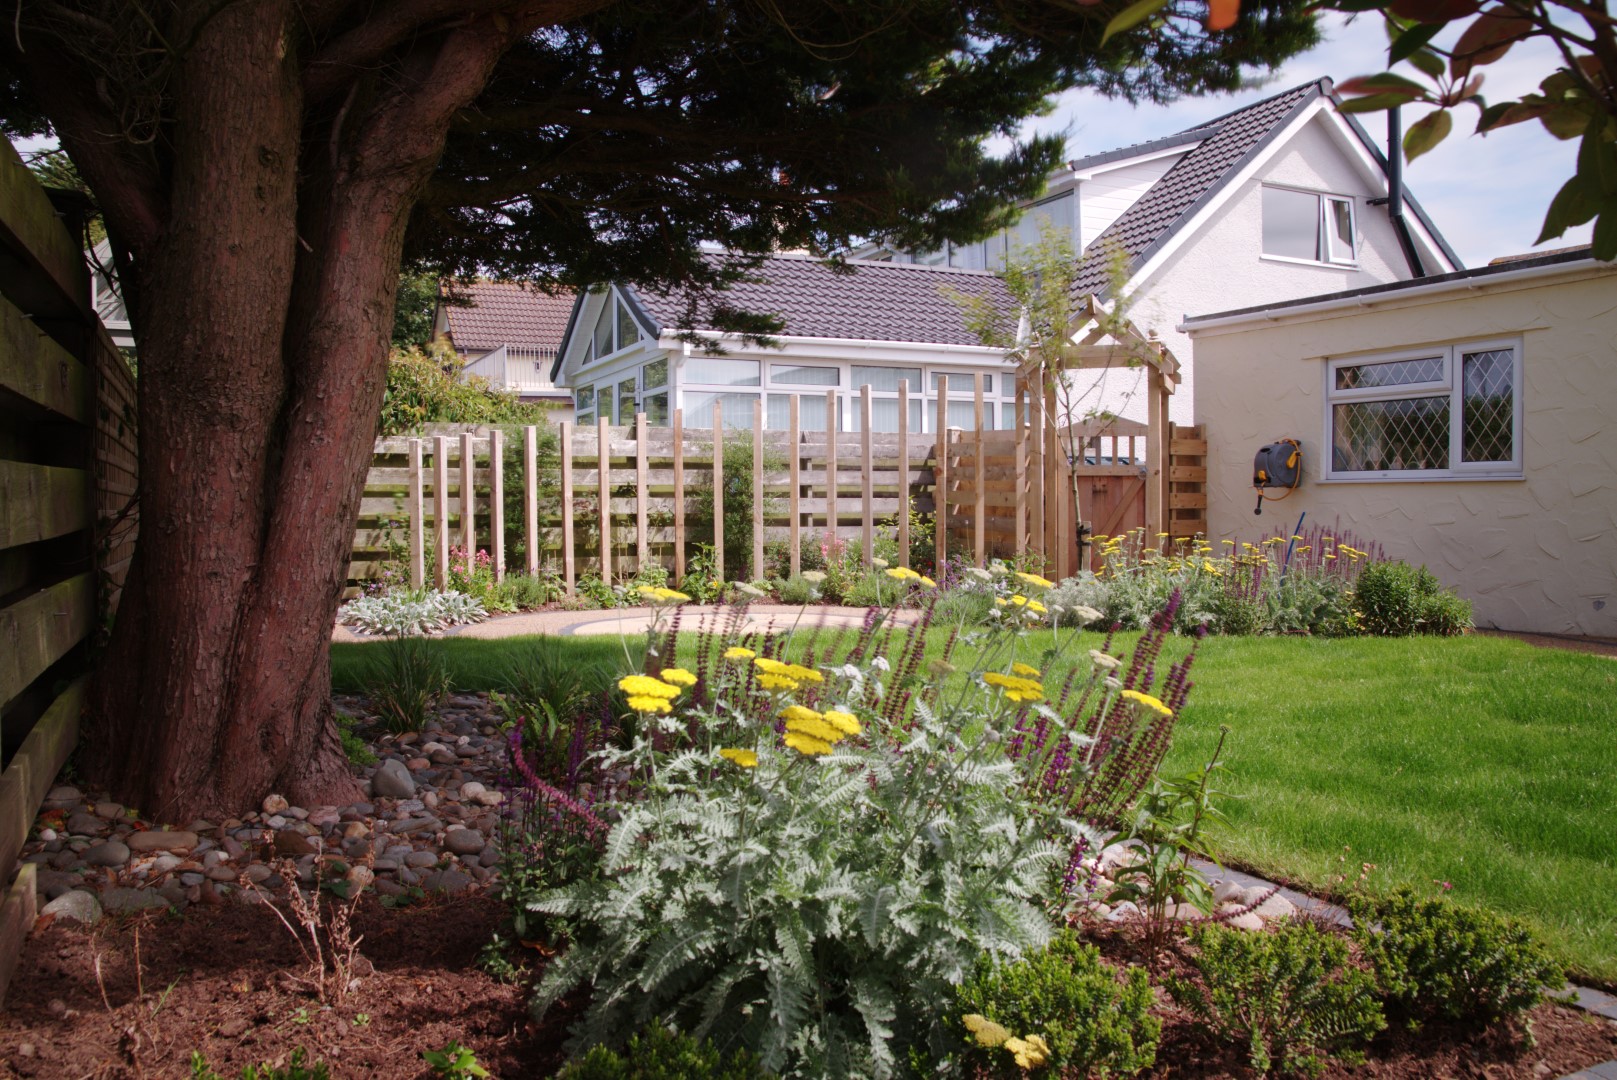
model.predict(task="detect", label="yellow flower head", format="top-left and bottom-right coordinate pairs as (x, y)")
top-left (884, 567), bottom-right (921, 581)
top-left (1120, 688), bottom-right (1173, 718)
top-left (1006, 594), bottom-right (1048, 615)
top-left (756, 673), bottom-right (800, 693)
top-left (983, 671), bottom-right (1044, 703)
top-left (919, 575), bottom-right (937, 588)
top-left (785, 713), bottom-right (842, 743)
top-left (625, 695), bottom-right (672, 714)
top-left (962, 1014), bottom-right (1011, 1049)
top-left (718, 747), bottom-right (758, 768)
top-left (753, 657), bottom-right (789, 675)
top-left (1014, 572), bottom-right (1054, 590)
top-left (724, 646), bottom-right (756, 661)
top-left (618, 674), bottom-right (681, 699)
top-left (1011, 662), bottom-right (1041, 678)
top-left (822, 709), bottom-right (861, 736)
top-left (636, 585), bottom-right (692, 604)
top-left (1005, 1033), bottom-right (1050, 1070)
top-left (783, 730), bottom-right (833, 756)
top-left (659, 667), bottom-right (697, 687)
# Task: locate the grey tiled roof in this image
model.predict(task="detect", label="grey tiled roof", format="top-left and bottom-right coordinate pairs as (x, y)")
top-left (630, 254), bottom-right (1013, 346)
top-left (1073, 80), bottom-right (1327, 298)
top-left (442, 280), bottom-right (575, 353)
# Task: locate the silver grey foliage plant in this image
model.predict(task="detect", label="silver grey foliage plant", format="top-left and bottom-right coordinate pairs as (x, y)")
top-left (337, 588), bottom-right (488, 636)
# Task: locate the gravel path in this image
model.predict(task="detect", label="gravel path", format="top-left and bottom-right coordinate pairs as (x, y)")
top-left (333, 603), bottom-right (923, 643)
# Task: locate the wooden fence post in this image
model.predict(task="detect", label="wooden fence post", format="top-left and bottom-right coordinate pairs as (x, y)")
top-left (1029, 386), bottom-right (1044, 568)
top-left (523, 425), bottom-right (538, 577)
top-left (788, 395), bottom-right (801, 577)
top-left (935, 376), bottom-right (948, 572)
top-left (408, 437), bottom-right (424, 589)
top-left (1014, 381), bottom-right (1027, 558)
top-left (752, 398), bottom-right (765, 580)
top-left (597, 415), bottom-right (612, 584)
top-left (860, 384), bottom-right (874, 565)
top-left (897, 382), bottom-right (910, 569)
top-left (1043, 385), bottom-right (1059, 576)
top-left (433, 435), bottom-right (450, 589)
top-left (974, 373), bottom-right (985, 568)
top-left (712, 402), bottom-right (724, 582)
top-left (635, 412), bottom-right (649, 573)
top-left (1145, 366), bottom-right (1164, 541)
top-left (490, 428), bottom-right (505, 581)
top-left (459, 432), bottom-right (475, 559)
top-left (560, 421), bottom-right (575, 595)
top-left (825, 389), bottom-right (838, 549)
top-left (673, 408), bottom-right (686, 581)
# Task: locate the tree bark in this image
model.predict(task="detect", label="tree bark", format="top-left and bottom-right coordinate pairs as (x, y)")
top-left (64, 3), bottom-right (530, 821)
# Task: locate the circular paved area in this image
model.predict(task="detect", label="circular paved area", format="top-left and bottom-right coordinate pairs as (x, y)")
top-left (333, 603), bottom-right (921, 644)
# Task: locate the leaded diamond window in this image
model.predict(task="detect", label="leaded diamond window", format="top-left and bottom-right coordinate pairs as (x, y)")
top-left (1326, 341), bottom-right (1520, 479)
top-left (1462, 349), bottom-right (1514, 463)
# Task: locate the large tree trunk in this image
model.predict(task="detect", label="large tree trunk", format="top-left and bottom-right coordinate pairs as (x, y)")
top-left (66, 4), bottom-right (526, 822)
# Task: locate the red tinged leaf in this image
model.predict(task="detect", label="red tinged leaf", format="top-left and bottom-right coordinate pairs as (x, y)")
top-left (1402, 107), bottom-right (1452, 161)
top-left (1389, 0), bottom-right (1481, 22)
top-left (1207, 0), bottom-right (1240, 31)
top-left (1450, 8), bottom-right (1535, 77)
top-left (1336, 72), bottom-right (1430, 99)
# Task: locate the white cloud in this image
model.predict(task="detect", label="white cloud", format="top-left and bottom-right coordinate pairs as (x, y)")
top-left (1020, 12), bottom-right (1592, 267)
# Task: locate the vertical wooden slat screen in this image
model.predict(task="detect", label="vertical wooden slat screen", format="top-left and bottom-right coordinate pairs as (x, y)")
top-left (752, 399), bottom-right (765, 579)
top-left (459, 431), bottom-right (475, 558)
top-left (973, 373), bottom-right (985, 568)
top-left (672, 409), bottom-right (686, 580)
top-left (560, 421), bottom-right (575, 595)
top-left (489, 428), bottom-right (505, 580)
top-left (597, 415), bottom-right (611, 584)
top-left (433, 435), bottom-right (450, 589)
top-left (635, 412), bottom-right (649, 573)
top-left (523, 425), bottom-right (539, 577)
top-left (825, 389), bottom-right (837, 547)
top-left (788, 396), bottom-right (801, 576)
top-left (712, 402), bottom-right (724, 581)
top-left (935, 376), bottom-right (947, 572)
top-left (897, 382), bottom-right (910, 569)
top-left (408, 437), bottom-right (424, 589)
top-left (860, 385), bottom-right (874, 565)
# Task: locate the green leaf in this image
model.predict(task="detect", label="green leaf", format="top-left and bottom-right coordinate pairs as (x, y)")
top-left (860, 885), bottom-right (895, 947)
top-left (1542, 103), bottom-right (1594, 140)
top-left (1577, 119), bottom-right (1617, 195)
top-left (1101, 0), bottom-right (1170, 44)
top-left (1390, 23), bottom-right (1445, 64)
top-left (1535, 174), bottom-right (1598, 243)
top-left (1336, 72), bottom-right (1431, 98)
top-left (1407, 47), bottom-right (1446, 78)
top-left (1403, 108), bottom-right (1453, 161)
top-left (1591, 206), bottom-right (1617, 261)
top-left (1338, 92), bottom-right (1423, 114)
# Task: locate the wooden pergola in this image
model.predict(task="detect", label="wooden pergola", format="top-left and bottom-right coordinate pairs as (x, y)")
top-left (1010, 295), bottom-right (1183, 574)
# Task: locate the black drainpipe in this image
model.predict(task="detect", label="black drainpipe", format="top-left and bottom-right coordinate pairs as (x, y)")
top-left (1380, 107), bottom-right (1427, 278)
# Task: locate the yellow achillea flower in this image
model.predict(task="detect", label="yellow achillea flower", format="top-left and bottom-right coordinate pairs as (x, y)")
top-left (822, 710), bottom-right (861, 736)
top-left (718, 748), bottom-right (757, 768)
top-left (635, 585), bottom-right (692, 603)
top-left (1005, 594), bottom-right (1048, 615)
top-left (1120, 688), bottom-right (1173, 717)
top-left (618, 674), bottom-right (681, 699)
top-left (1015, 571), bottom-right (1054, 589)
top-left (783, 731), bottom-right (833, 756)
top-left (754, 657), bottom-right (789, 674)
top-left (659, 667), bottom-right (697, 686)
top-left (1005, 1034), bottom-right (1051, 1070)
top-left (626, 696), bottom-right (672, 714)
top-left (724, 646), bottom-right (756, 660)
top-left (786, 713), bottom-right (842, 743)
top-left (962, 1014), bottom-right (1011, 1048)
top-left (1011, 662), bottom-right (1040, 678)
top-left (884, 567), bottom-right (921, 581)
top-left (782, 663), bottom-right (823, 684)
top-left (919, 575), bottom-right (937, 588)
top-left (983, 671), bottom-right (1044, 703)
top-left (756, 673), bottom-right (800, 692)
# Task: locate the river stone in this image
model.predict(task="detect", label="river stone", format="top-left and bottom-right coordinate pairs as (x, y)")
top-left (371, 759), bottom-right (415, 799)
top-left (102, 886), bottom-right (169, 913)
top-left (420, 869), bottom-right (473, 894)
top-left (127, 830), bottom-right (199, 854)
top-left (65, 813), bottom-right (106, 837)
top-left (94, 802), bottom-right (125, 820)
top-left (44, 786), bottom-right (83, 809)
top-left (404, 851), bottom-right (438, 869)
top-left (244, 864), bottom-right (273, 884)
top-left (84, 841), bottom-right (131, 868)
top-left (443, 829), bottom-right (485, 856)
top-left (1212, 880), bottom-right (1245, 905)
top-left (150, 854), bottom-right (183, 874)
top-left (1218, 905), bottom-right (1265, 931)
top-left (41, 890), bottom-right (102, 926)
top-left (1253, 892), bottom-right (1298, 920)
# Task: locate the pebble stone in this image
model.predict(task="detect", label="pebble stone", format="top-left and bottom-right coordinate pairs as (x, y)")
top-left (19, 693), bottom-right (511, 917)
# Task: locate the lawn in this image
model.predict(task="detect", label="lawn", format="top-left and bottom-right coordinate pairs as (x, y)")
top-left (331, 627), bottom-right (1617, 984)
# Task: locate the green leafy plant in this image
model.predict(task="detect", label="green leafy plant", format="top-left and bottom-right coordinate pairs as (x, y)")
top-left (955, 932), bottom-right (1160, 1077)
top-left (492, 570), bottom-right (565, 610)
top-left (190, 1047), bottom-right (331, 1080)
top-left (1167, 921), bottom-right (1386, 1077)
top-left (338, 587), bottom-right (488, 636)
top-left (773, 574), bottom-right (821, 606)
top-left (334, 710), bottom-right (376, 767)
top-left (493, 639), bottom-right (615, 777)
top-left (679, 544), bottom-right (724, 603)
top-left (363, 635), bottom-right (451, 734)
top-left (1348, 887), bottom-right (1564, 1028)
top-left (1354, 560), bottom-right (1472, 637)
top-left (378, 342), bottom-right (553, 436)
top-left (1104, 727), bottom-right (1232, 968)
top-left (422, 1041), bottom-right (490, 1079)
top-left (554, 1024), bottom-right (770, 1079)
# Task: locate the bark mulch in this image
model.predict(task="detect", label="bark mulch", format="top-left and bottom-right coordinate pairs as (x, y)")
top-left (0, 893), bottom-right (568, 1079)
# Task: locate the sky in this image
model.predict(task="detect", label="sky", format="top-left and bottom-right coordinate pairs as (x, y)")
top-left (1020, 11), bottom-right (1592, 269)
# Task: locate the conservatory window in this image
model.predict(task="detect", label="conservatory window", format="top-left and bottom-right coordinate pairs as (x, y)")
top-left (685, 357), bottom-right (760, 386)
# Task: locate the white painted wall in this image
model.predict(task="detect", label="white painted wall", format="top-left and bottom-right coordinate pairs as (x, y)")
top-left (1189, 261), bottom-right (1616, 635)
top-left (1078, 153), bottom-right (1186, 250)
top-left (1068, 110), bottom-right (1452, 428)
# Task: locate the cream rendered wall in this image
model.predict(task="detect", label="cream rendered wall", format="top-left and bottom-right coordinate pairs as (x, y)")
top-left (1077, 113), bottom-right (1436, 427)
top-left (1079, 153), bottom-right (1187, 250)
top-left (1190, 264), bottom-right (1617, 636)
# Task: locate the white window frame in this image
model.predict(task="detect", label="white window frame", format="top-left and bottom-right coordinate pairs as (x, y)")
top-left (1321, 338), bottom-right (1523, 482)
top-left (1261, 185), bottom-right (1358, 268)
top-left (583, 290), bottom-right (649, 369)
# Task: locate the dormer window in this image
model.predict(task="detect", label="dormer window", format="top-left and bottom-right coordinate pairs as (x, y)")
top-left (1262, 186), bottom-right (1356, 266)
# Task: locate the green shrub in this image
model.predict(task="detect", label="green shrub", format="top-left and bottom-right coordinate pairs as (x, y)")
top-left (1046, 572), bottom-right (1109, 628)
top-left (334, 711), bottom-right (376, 767)
top-left (491, 571), bottom-right (564, 611)
top-left (378, 343), bottom-right (552, 436)
top-left (1167, 921), bottom-right (1385, 1077)
top-left (955, 932), bottom-right (1159, 1077)
top-left (774, 574), bottom-right (821, 605)
top-left (494, 639), bottom-right (615, 776)
top-left (556, 1025), bottom-right (769, 1079)
top-left (1354, 560), bottom-right (1472, 636)
top-left (929, 585), bottom-right (996, 627)
top-left (364, 635), bottom-right (450, 733)
top-left (1348, 887), bottom-right (1564, 1027)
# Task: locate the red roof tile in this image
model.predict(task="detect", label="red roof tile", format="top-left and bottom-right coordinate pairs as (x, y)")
top-left (441, 281), bottom-right (574, 353)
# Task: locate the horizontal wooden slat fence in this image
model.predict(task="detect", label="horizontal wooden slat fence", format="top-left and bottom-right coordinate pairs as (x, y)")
top-left (0, 141), bottom-right (138, 1006)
